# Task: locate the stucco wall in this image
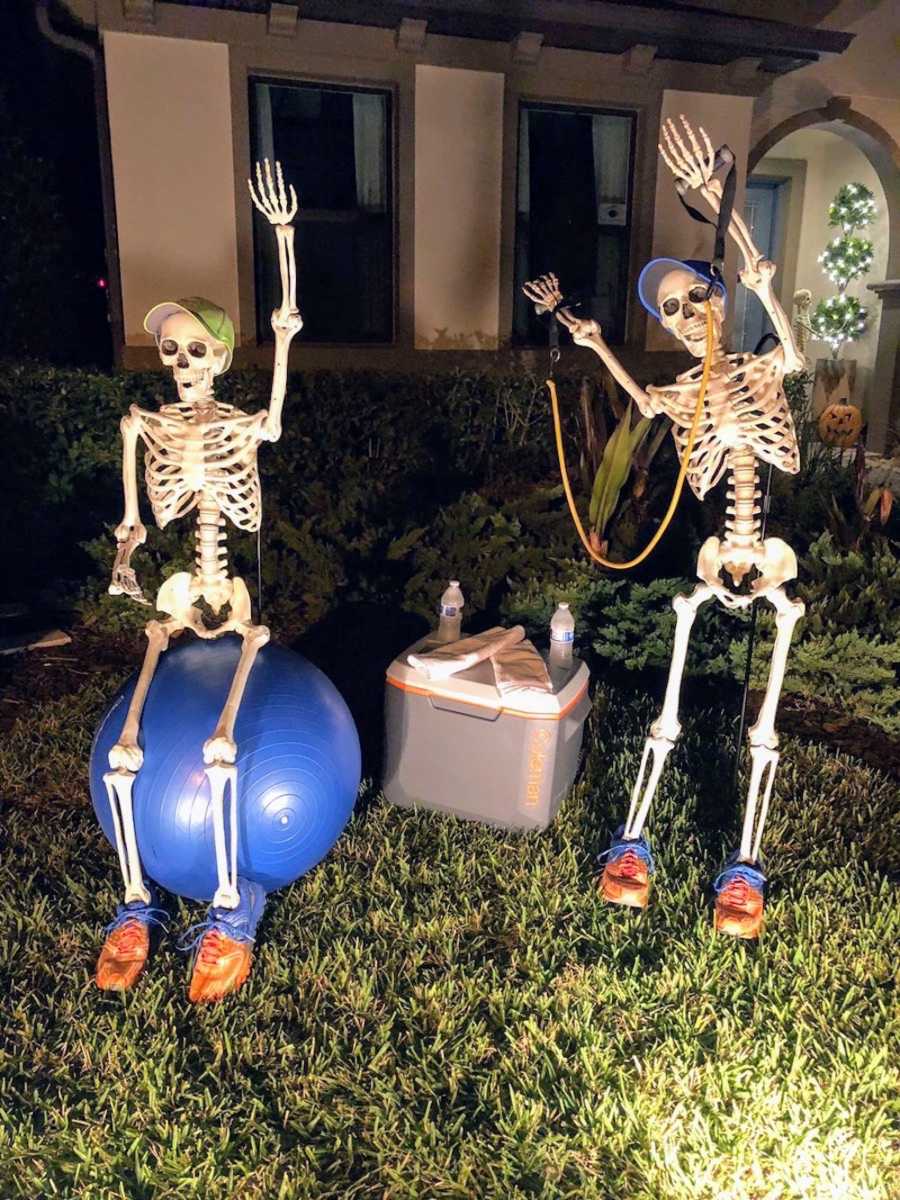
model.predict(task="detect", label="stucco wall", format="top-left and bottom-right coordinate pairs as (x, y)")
top-left (756, 128), bottom-right (889, 411)
top-left (104, 32), bottom-right (241, 346)
top-left (752, 1), bottom-right (900, 179)
top-left (413, 66), bottom-right (504, 350)
top-left (647, 90), bottom-right (754, 352)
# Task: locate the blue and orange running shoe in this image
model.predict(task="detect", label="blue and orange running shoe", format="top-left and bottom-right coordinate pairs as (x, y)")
top-left (180, 878), bottom-right (266, 1004)
top-left (598, 825), bottom-right (655, 909)
top-left (713, 853), bottom-right (766, 939)
top-left (96, 885), bottom-right (168, 991)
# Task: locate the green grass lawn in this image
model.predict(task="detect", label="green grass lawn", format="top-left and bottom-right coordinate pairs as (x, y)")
top-left (0, 664), bottom-right (898, 1199)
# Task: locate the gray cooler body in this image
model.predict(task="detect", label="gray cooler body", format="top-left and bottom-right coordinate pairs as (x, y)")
top-left (383, 638), bottom-right (590, 831)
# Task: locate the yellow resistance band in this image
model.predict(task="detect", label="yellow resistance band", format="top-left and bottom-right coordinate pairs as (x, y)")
top-left (547, 300), bottom-right (714, 570)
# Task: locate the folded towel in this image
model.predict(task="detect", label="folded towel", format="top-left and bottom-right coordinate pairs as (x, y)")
top-left (407, 625), bottom-right (525, 681)
top-left (491, 638), bottom-right (553, 696)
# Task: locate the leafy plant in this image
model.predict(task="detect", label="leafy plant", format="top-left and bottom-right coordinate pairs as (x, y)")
top-left (806, 182), bottom-right (877, 357)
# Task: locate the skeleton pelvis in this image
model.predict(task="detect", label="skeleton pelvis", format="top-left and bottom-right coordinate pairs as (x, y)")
top-left (156, 572), bottom-right (252, 633)
top-left (697, 536), bottom-right (798, 599)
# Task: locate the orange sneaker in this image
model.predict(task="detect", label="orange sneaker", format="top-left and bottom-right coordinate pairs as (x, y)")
top-left (182, 878), bottom-right (265, 1004)
top-left (713, 857), bottom-right (766, 939)
top-left (96, 893), bottom-right (168, 991)
top-left (187, 929), bottom-right (253, 1004)
top-left (599, 828), bottom-right (654, 909)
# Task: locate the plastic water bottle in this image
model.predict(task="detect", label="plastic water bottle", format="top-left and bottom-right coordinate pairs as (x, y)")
top-left (549, 602), bottom-right (575, 668)
top-left (436, 580), bottom-right (465, 643)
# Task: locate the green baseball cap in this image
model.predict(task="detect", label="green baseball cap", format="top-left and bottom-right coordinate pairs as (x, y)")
top-left (144, 296), bottom-right (235, 371)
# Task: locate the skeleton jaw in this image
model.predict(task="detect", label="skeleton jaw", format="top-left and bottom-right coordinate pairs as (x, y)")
top-left (174, 366), bottom-right (215, 403)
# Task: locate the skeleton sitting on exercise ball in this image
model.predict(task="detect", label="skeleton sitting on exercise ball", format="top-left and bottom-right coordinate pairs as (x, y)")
top-left (95, 161), bottom-right (302, 1001)
top-left (524, 116), bottom-right (805, 939)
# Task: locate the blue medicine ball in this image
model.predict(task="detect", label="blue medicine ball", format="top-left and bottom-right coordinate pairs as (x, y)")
top-left (90, 636), bottom-right (360, 901)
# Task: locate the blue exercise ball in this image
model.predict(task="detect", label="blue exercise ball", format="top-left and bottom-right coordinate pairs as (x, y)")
top-left (90, 635), bottom-right (360, 901)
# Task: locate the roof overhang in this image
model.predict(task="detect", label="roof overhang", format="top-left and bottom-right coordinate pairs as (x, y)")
top-left (148, 0), bottom-right (854, 77)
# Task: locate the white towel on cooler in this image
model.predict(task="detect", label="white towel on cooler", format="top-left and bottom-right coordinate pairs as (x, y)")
top-left (491, 638), bottom-right (553, 696)
top-left (407, 625), bottom-right (525, 681)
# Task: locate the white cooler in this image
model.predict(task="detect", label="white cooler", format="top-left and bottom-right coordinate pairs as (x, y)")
top-left (383, 636), bottom-right (590, 831)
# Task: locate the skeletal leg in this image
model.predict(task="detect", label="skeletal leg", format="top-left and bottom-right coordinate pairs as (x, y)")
top-left (623, 584), bottom-right (714, 839)
top-left (601, 585), bottom-right (714, 909)
top-left (738, 587), bottom-right (805, 862)
top-left (104, 619), bottom-right (176, 904)
top-left (203, 624), bottom-right (270, 909)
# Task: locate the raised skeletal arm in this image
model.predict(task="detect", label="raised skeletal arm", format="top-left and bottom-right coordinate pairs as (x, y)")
top-left (109, 407), bottom-right (149, 606)
top-left (659, 116), bottom-right (804, 374)
top-left (522, 274), bottom-right (657, 418)
top-left (248, 158), bottom-right (303, 442)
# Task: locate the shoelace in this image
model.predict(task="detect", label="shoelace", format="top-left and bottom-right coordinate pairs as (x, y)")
top-left (719, 878), bottom-right (751, 906)
top-left (197, 929), bottom-right (232, 967)
top-left (107, 919), bottom-right (146, 955)
top-left (104, 905), bottom-right (168, 937)
top-left (177, 919), bottom-right (254, 956)
top-left (714, 864), bottom-right (765, 897)
top-left (614, 850), bottom-right (644, 879)
top-left (598, 838), bottom-right (654, 876)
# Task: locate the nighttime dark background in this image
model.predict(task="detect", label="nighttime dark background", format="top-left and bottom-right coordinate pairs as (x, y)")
top-left (0, 0), bottom-right (110, 364)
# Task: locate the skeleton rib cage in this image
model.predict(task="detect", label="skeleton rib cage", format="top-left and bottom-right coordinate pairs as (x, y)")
top-left (648, 346), bottom-right (800, 503)
top-left (138, 401), bottom-right (264, 533)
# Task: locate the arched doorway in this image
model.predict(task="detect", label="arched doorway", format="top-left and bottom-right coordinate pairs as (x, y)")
top-left (749, 104), bottom-right (899, 452)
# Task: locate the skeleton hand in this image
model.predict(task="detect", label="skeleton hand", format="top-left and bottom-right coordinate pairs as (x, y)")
top-left (248, 159), bottom-right (298, 226)
top-left (739, 257), bottom-right (777, 295)
top-left (110, 523), bottom-right (150, 606)
top-left (659, 116), bottom-right (722, 198)
top-left (523, 273), bottom-right (564, 315)
top-left (523, 274), bottom-right (602, 345)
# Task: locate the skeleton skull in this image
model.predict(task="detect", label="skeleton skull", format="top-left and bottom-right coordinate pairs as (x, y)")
top-left (656, 268), bottom-right (724, 358)
top-left (157, 312), bottom-right (229, 402)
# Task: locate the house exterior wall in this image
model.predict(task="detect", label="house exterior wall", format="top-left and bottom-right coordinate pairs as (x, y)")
top-left (86, 0), bottom-right (896, 388)
top-left (93, 0), bottom-right (770, 374)
top-left (413, 65), bottom-right (505, 351)
top-left (648, 89), bottom-right (755, 352)
top-left (104, 32), bottom-right (241, 347)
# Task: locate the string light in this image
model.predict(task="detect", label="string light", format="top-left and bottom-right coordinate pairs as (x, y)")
top-left (810, 181), bottom-right (877, 357)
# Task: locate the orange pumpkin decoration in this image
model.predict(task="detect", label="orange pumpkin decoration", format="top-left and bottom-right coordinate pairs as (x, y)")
top-left (818, 402), bottom-right (862, 447)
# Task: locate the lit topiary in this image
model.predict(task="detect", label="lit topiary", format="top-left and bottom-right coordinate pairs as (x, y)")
top-left (808, 182), bottom-right (876, 358)
top-left (808, 294), bottom-right (867, 356)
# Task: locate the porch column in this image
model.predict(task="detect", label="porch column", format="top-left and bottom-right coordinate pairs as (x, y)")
top-left (865, 280), bottom-right (900, 454)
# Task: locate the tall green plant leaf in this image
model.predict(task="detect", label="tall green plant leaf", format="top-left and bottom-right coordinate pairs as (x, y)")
top-left (588, 401), bottom-right (651, 537)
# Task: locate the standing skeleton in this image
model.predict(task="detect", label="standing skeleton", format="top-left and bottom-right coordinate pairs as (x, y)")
top-left (525, 117), bottom-right (805, 938)
top-left (96, 161), bottom-right (303, 1000)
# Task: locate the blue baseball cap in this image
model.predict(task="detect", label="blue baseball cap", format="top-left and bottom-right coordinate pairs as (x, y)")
top-left (638, 258), bottom-right (727, 322)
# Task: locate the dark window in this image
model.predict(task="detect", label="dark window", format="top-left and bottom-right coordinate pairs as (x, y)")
top-left (514, 104), bottom-right (635, 345)
top-left (250, 79), bottom-right (393, 343)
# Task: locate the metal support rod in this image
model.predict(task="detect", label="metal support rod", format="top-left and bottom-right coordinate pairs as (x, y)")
top-left (733, 460), bottom-right (775, 794)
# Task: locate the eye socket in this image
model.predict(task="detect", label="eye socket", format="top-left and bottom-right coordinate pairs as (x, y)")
top-left (688, 286), bottom-right (709, 303)
top-left (160, 338), bottom-right (178, 356)
top-left (187, 342), bottom-right (208, 359)
top-left (662, 298), bottom-right (680, 317)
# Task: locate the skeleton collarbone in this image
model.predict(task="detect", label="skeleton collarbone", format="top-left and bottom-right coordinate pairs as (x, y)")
top-left (139, 401), bottom-right (265, 531)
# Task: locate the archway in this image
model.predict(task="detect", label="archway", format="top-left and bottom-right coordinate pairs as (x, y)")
top-left (749, 103), bottom-right (899, 451)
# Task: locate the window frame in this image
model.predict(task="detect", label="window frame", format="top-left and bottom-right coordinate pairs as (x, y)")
top-left (248, 74), bottom-right (397, 347)
top-left (512, 99), bottom-right (637, 349)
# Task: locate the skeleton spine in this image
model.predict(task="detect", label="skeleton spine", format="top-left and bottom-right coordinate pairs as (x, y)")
top-left (195, 495), bottom-right (228, 582)
top-left (724, 446), bottom-right (761, 550)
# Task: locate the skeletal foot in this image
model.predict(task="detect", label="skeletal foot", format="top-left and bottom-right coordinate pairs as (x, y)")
top-left (108, 741), bottom-right (143, 772)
